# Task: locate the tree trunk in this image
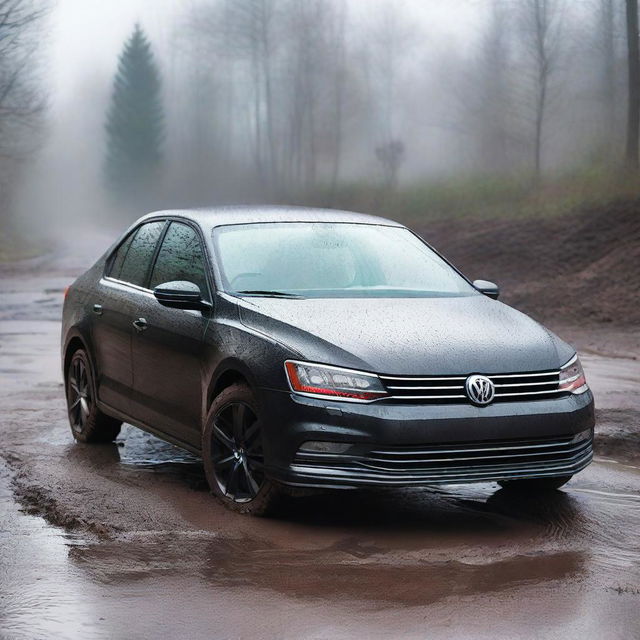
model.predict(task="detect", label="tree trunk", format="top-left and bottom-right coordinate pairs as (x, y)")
top-left (626, 0), bottom-right (640, 168)
top-left (601, 0), bottom-right (616, 145)
top-left (329, 2), bottom-right (346, 202)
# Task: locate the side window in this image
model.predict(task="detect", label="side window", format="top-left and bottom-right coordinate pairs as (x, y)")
top-left (118, 221), bottom-right (165, 288)
top-left (108, 232), bottom-right (135, 280)
top-left (149, 222), bottom-right (209, 298)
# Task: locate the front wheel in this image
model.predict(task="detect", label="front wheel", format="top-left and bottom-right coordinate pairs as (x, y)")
top-left (498, 475), bottom-right (572, 492)
top-left (202, 383), bottom-right (282, 516)
top-left (65, 349), bottom-right (121, 443)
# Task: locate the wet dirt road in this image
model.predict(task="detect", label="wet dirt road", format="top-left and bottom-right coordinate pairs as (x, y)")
top-left (1, 244), bottom-right (639, 639)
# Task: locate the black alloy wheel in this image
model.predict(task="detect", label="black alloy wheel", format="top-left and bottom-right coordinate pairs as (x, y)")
top-left (211, 401), bottom-right (265, 502)
top-left (203, 383), bottom-right (282, 515)
top-left (65, 349), bottom-right (121, 443)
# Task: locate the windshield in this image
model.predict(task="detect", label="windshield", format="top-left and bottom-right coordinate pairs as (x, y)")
top-left (212, 222), bottom-right (477, 298)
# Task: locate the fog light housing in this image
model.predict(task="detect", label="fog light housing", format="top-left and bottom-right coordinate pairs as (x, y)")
top-left (299, 441), bottom-right (352, 454)
top-left (570, 428), bottom-right (593, 444)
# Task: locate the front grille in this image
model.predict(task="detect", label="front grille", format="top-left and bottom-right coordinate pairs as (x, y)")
top-left (379, 369), bottom-right (562, 403)
top-left (291, 435), bottom-right (593, 485)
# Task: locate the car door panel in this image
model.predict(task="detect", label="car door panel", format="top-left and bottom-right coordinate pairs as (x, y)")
top-left (130, 221), bottom-right (211, 447)
top-left (129, 296), bottom-right (207, 447)
top-left (91, 278), bottom-right (135, 413)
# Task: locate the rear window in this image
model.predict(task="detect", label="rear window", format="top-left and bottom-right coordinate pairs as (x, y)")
top-left (111, 221), bottom-right (165, 288)
top-left (108, 232), bottom-right (135, 280)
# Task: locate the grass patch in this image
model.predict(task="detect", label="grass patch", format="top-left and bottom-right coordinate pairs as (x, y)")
top-left (297, 165), bottom-right (640, 224)
top-left (0, 227), bottom-right (46, 263)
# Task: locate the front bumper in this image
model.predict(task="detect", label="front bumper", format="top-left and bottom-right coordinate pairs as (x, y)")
top-left (258, 387), bottom-right (595, 489)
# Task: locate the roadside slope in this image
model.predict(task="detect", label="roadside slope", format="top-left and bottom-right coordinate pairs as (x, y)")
top-left (418, 199), bottom-right (640, 325)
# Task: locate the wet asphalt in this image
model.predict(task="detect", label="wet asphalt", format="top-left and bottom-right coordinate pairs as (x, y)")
top-left (0, 242), bottom-right (639, 639)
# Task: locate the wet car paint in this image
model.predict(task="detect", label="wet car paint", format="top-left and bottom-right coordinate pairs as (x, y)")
top-left (61, 207), bottom-right (591, 490)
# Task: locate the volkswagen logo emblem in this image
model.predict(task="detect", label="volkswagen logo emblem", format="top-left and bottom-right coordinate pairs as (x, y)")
top-left (465, 374), bottom-right (495, 405)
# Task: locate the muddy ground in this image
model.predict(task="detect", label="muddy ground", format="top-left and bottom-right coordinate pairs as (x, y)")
top-left (420, 198), bottom-right (640, 325)
top-left (1, 230), bottom-right (639, 639)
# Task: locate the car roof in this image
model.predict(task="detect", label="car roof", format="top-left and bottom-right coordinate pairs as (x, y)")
top-left (136, 205), bottom-right (403, 229)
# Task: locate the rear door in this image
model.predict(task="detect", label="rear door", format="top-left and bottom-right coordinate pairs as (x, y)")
top-left (130, 221), bottom-right (212, 448)
top-left (92, 220), bottom-right (166, 415)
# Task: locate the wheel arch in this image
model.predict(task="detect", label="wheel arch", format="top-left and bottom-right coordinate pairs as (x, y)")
top-left (205, 359), bottom-right (258, 414)
top-left (63, 333), bottom-right (90, 378)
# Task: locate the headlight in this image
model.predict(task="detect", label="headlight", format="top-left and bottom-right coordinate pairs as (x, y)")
top-left (559, 354), bottom-right (588, 394)
top-left (284, 360), bottom-right (389, 402)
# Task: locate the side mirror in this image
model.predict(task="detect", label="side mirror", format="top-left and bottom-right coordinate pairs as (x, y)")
top-left (153, 281), bottom-right (209, 311)
top-left (473, 279), bottom-right (500, 300)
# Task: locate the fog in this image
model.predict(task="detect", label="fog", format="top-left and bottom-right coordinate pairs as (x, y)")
top-left (3, 0), bottom-right (630, 241)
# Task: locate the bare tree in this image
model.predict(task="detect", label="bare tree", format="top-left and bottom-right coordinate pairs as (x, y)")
top-left (517, 0), bottom-right (565, 183)
top-left (0, 0), bottom-right (46, 159)
top-left (225, 0), bottom-right (279, 191)
top-left (186, 0), bottom-right (280, 192)
top-left (461, 0), bottom-right (515, 173)
top-left (599, 0), bottom-right (618, 143)
top-left (626, 0), bottom-right (639, 168)
top-left (364, 2), bottom-right (415, 187)
top-left (327, 0), bottom-right (347, 199)
top-left (284, 0), bottom-right (326, 190)
top-left (0, 0), bottom-right (46, 224)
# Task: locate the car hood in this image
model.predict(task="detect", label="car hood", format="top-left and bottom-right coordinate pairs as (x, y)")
top-left (237, 294), bottom-right (574, 375)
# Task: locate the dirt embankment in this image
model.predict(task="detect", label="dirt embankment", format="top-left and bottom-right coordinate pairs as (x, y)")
top-left (418, 199), bottom-right (640, 326)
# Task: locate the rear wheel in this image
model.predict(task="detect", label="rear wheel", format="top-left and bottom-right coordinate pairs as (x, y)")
top-left (65, 349), bottom-right (121, 443)
top-left (498, 475), bottom-right (572, 492)
top-left (202, 383), bottom-right (282, 516)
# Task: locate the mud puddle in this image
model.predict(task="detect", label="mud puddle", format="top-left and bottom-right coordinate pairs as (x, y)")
top-left (0, 459), bottom-right (94, 639)
top-left (2, 264), bottom-right (640, 638)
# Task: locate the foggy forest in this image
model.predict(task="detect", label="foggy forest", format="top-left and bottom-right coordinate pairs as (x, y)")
top-left (1, 0), bottom-right (638, 243)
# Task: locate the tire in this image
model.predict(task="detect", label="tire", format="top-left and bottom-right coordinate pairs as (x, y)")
top-left (65, 348), bottom-right (121, 443)
top-left (498, 475), bottom-right (572, 492)
top-left (202, 383), bottom-right (282, 516)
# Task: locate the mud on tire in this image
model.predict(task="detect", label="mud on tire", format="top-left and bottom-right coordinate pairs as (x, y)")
top-left (202, 383), bottom-right (282, 516)
top-left (65, 348), bottom-right (121, 443)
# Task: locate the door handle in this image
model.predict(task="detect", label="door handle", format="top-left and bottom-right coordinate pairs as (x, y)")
top-left (132, 317), bottom-right (148, 332)
top-left (92, 304), bottom-right (103, 316)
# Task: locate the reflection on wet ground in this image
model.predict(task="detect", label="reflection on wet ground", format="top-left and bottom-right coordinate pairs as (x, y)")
top-left (4, 411), bottom-right (640, 638)
top-left (0, 460), bottom-right (92, 640)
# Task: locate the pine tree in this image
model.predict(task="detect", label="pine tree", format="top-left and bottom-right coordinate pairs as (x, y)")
top-left (105, 24), bottom-right (164, 203)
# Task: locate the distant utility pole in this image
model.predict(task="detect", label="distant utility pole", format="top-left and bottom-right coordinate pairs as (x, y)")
top-left (626, 0), bottom-right (639, 168)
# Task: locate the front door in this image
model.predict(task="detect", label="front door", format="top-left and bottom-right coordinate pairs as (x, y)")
top-left (130, 221), bottom-right (211, 448)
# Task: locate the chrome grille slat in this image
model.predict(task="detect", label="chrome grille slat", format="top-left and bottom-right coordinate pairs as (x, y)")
top-left (355, 445), bottom-right (591, 473)
top-left (496, 389), bottom-right (563, 397)
top-left (388, 394), bottom-right (468, 400)
top-left (379, 369), bottom-right (563, 403)
top-left (292, 437), bottom-right (593, 485)
top-left (494, 380), bottom-right (559, 388)
top-left (386, 385), bottom-right (464, 390)
top-left (487, 370), bottom-right (560, 379)
top-left (370, 439), bottom-right (574, 455)
top-left (380, 375), bottom-right (468, 381)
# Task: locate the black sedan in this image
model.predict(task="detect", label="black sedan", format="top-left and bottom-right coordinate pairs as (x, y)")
top-left (61, 206), bottom-right (594, 515)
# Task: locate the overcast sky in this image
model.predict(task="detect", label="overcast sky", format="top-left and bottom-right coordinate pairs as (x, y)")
top-left (48, 0), bottom-right (483, 113)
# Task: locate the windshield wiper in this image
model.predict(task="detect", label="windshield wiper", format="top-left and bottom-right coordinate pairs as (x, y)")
top-left (236, 289), bottom-right (302, 298)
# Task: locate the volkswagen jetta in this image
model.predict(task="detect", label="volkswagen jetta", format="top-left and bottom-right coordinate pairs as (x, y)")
top-left (61, 206), bottom-right (594, 514)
